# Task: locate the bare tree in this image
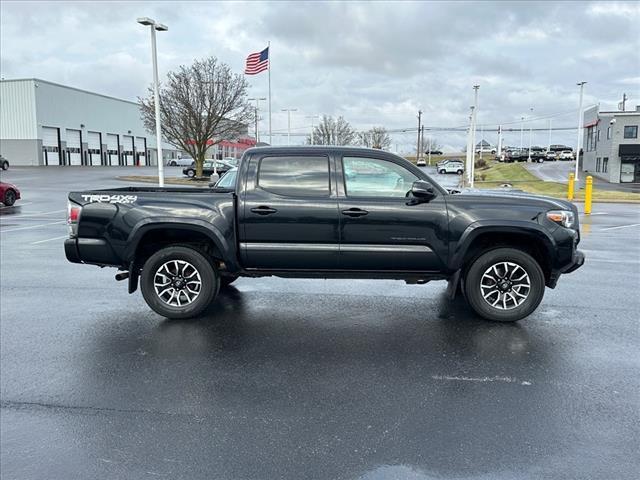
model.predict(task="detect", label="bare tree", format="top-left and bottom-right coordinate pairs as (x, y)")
top-left (358, 127), bottom-right (391, 150)
top-left (307, 115), bottom-right (356, 146)
top-left (139, 57), bottom-right (253, 177)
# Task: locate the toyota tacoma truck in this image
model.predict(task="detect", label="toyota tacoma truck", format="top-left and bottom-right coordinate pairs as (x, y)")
top-left (65, 146), bottom-right (584, 322)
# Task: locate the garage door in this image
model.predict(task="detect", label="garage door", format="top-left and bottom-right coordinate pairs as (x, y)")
top-left (42, 127), bottom-right (60, 166)
top-left (87, 131), bottom-right (101, 166)
top-left (135, 137), bottom-right (146, 166)
top-left (122, 135), bottom-right (134, 166)
top-left (66, 129), bottom-right (82, 166)
top-left (106, 134), bottom-right (119, 166)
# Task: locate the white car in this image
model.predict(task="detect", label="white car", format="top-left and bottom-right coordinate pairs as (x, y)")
top-left (558, 150), bottom-right (574, 161)
top-left (167, 157), bottom-right (195, 167)
top-left (438, 161), bottom-right (464, 174)
top-left (476, 146), bottom-right (497, 154)
top-left (416, 159), bottom-right (426, 166)
top-left (546, 151), bottom-right (557, 161)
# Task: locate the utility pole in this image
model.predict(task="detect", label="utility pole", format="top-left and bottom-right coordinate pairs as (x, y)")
top-left (520, 116), bottom-right (524, 150)
top-left (420, 125), bottom-right (425, 161)
top-left (306, 115), bottom-right (319, 144)
top-left (497, 125), bottom-right (503, 157)
top-left (248, 97), bottom-right (266, 143)
top-left (470, 85), bottom-right (479, 188)
top-left (618, 93), bottom-right (628, 111)
top-left (281, 108), bottom-right (297, 145)
top-left (528, 107), bottom-right (533, 162)
top-left (416, 110), bottom-right (422, 162)
top-left (479, 124), bottom-right (484, 161)
top-left (547, 118), bottom-right (552, 152)
top-left (427, 133), bottom-right (432, 165)
top-left (575, 81), bottom-right (587, 181)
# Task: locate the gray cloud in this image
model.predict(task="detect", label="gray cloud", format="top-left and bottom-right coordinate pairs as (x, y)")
top-left (1, 0), bottom-right (638, 151)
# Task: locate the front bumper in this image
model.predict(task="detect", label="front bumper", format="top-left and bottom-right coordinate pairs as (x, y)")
top-left (548, 249), bottom-right (585, 288)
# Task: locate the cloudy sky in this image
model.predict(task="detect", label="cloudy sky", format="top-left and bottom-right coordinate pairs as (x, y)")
top-left (1, 0), bottom-right (639, 151)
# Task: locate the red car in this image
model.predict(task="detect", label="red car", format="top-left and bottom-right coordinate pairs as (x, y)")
top-left (0, 181), bottom-right (20, 206)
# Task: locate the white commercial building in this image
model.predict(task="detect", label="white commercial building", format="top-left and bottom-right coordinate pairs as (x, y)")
top-left (582, 104), bottom-right (640, 184)
top-left (0, 78), bottom-right (179, 167)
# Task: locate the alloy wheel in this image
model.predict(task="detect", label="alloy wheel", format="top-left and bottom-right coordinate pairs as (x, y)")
top-left (480, 261), bottom-right (531, 310)
top-left (153, 260), bottom-right (202, 307)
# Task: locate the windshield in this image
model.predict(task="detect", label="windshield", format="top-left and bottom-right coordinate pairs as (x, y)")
top-left (215, 168), bottom-right (237, 188)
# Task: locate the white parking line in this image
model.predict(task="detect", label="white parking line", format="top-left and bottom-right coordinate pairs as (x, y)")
top-left (0, 202), bottom-right (33, 210)
top-left (600, 223), bottom-right (640, 231)
top-left (0, 221), bottom-right (66, 233)
top-left (30, 235), bottom-right (69, 245)
top-left (5, 209), bottom-right (66, 218)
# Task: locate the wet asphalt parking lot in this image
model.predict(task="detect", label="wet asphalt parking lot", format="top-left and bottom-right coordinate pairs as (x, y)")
top-left (1, 166), bottom-right (639, 480)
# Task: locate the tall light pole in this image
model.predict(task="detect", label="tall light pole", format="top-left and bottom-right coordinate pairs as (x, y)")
top-left (528, 107), bottom-right (533, 162)
top-left (416, 110), bottom-right (422, 162)
top-left (306, 115), bottom-right (319, 144)
top-left (470, 85), bottom-right (479, 188)
top-left (281, 108), bottom-right (297, 145)
top-left (497, 125), bottom-right (503, 157)
top-left (137, 17), bottom-right (168, 187)
top-left (465, 106), bottom-right (474, 187)
top-left (520, 116), bottom-right (524, 150)
top-left (248, 97), bottom-right (266, 143)
top-left (575, 81), bottom-right (587, 182)
top-left (547, 118), bottom-right (552, 152)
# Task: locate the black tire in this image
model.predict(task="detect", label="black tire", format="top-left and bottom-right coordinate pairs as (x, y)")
top-left (169, 160), bottom-right (177, 166)
top-left (3, 189), bottom-right (16, 207)
top-left (1, 160), bottom-right (8, 170)
top-left (456, 169), bottom-right (463, 175)
top-left (140, 246), bottom-right (219, 319)
top-left (220, 275), bottom-right (239, 288)
top-left (186, 169), bottom-right (195, 178)
top-left (438, 169), bottom-right (446, 174)
top-left (464, 248), bottom-right (545, 322)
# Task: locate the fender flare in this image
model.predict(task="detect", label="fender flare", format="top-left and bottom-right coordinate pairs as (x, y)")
top-left (124, 218), bottom-right (240, 271)
top-left (449, 220), bottom-right (557, 271)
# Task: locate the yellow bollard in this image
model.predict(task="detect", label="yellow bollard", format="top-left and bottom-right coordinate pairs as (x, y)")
top-left (585, 175), bottom-right (593, 214)
top-left (567, 173), bottom-right (575, 201)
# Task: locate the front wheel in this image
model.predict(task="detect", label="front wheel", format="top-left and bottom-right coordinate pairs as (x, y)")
top-left (169, 160), bottom-right (177, 166)
top-left (140, 246), bottom-right (219, 319)
top-left (438, 169), bottom-right (446, 174)
top-left (456, 169), bottom-right (463, 175)
top-left (464, 248), bottom-right (545, 322)
top-left (3, 189), bottom-right (16, 206)
top-left (1, 160), bottom-right (8, 170)
top-left (186, 169), bottom-right (196, 178)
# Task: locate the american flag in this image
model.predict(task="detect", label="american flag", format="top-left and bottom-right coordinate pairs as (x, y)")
top-left (244, 47), bottom-right (269, 75)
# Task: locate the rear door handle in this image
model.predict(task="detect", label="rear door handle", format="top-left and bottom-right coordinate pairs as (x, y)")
top-left (250, 206), bottom-right (278, 215)
top-left (341, 208), bottom-right (369, 217)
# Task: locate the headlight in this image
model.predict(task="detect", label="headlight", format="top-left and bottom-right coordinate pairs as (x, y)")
top-left (546, 210), bottom-right (576, 229)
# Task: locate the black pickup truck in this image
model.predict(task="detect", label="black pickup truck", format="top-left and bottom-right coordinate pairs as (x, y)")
top-left (65, 146), bottom-right (584, 322)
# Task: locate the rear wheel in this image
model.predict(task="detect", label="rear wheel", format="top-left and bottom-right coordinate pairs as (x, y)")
top-left (186, 169), bottom-right (196, 178)
top-left (464, 248), bottom-right (545, 322)
top-left (169, 160), bottom-right (177, 166)
top-left (3, 189), bottom-right (16, 206)
top-left (438, 169), bottom-right (446, 174)
top-left (140, 246), bottom-right (219, 319)
top-left (1, 160), bottom-right (8, 170)
top-left (456, 169), bottom-right (463, 175)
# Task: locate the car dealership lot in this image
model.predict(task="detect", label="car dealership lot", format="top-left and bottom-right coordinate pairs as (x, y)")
top-left (1, 167), bottom-right (639, 479)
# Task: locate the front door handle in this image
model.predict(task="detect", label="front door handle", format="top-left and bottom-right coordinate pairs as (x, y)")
top-left (251, 206), bottom-right (278, 216)
top-left (341, 208), bottom-right (369, 217)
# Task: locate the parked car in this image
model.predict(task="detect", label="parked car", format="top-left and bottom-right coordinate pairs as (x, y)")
top-left (416, 158), bottom-right (427, 166)
top-left (221, 157), bottom-right (239, 167)
top-left (503, 149), bottom-right (528, 163)
top-left (65, 146), bottom-right (584, 323)
top-left (0, 181), bottom-right (21, 206)
top-left (183, 159), bottom-right (232, 178)
top-left (436, 158), bottom-right (460, 168)
top-left (546, 151), bottom-right (557, 161)
top-left (427, 150), bottom-right (443, 155)
top-left (167, 157), bottom-right (194, 167)
top-left (438, 161), bottom-right (464, 174)
top-left (0, 155), bottom-right (9, 170)
top-left (558, 150), bottom-right (574, 161)
top-left (476, 146), bottom-right (497, 155)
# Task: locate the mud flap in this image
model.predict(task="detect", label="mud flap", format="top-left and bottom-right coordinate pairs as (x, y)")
top-left (445, 270), bottom-right (461, 300)
top-left (128, 262), bottom-right (139, 294)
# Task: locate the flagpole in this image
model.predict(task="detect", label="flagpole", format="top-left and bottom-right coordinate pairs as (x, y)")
top-left (268, 41), bottom-right (272, 145)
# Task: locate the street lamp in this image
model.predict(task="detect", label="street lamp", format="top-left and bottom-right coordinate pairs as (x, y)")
top-left (137, 17), bottom-right (168, 187)
top-left (520, 116), bottom-right (524, 150)
top-left (281, 109), bottom-right (297, 145)
top-left (575, 81), bottom-right (587, 182)
top-left (248, 97), bottom-right (266, 143)
top-left (528, 107), bottom-right (533, 162)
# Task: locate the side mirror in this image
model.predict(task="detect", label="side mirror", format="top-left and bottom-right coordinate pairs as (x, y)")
top-left (410, 180), bottom-right (437, 202)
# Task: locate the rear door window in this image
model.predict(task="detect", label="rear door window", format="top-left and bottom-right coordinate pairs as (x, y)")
top-left (258, 156), bottom-right (330, 197)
